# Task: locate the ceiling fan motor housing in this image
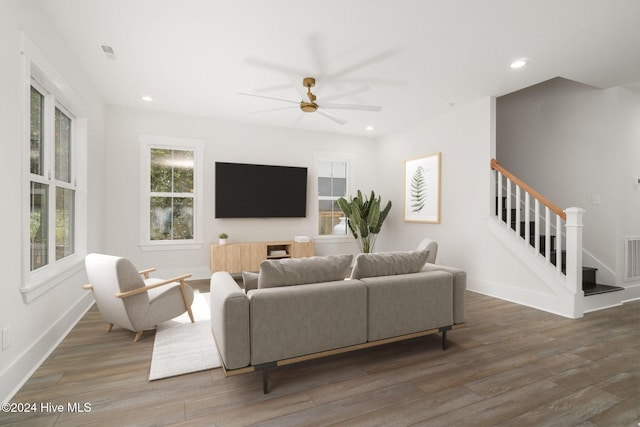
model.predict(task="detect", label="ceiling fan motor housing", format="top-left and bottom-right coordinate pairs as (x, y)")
top-left (300, 101), bottom-right (318, 112)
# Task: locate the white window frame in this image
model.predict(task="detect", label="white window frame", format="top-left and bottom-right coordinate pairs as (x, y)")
top-left (139, 135), bottom-right (204, 251)
top-left (20, 32), bottom-right (88, 303)
top-left (314, 152), bottom-right (354, 240)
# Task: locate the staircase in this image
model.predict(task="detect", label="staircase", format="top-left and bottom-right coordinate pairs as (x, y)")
top-left (490, 159), bottom-right (623, 318)
top-left (496, 196), bottom-right (624, 296)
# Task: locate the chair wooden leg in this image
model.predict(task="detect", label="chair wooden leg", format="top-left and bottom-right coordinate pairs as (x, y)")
top-left (179, 281), bottom-right (195, 323)
top-left (134, 331), bottom-right (143, 342)
top-left (107, 323), bottom-right (114, 332)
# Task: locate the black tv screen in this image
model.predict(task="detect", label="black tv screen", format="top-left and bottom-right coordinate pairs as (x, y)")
top-left (215, 162), bottom-right (308, 218)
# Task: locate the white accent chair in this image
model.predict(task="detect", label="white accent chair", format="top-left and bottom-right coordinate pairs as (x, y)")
top-left (83, 253), bottom-right (195, 342)
top-left (417, 238), bottom-right (438, 264)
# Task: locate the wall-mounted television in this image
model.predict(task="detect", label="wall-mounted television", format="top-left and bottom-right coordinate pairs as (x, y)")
top-left (215, 162), bottom-right (308, 218)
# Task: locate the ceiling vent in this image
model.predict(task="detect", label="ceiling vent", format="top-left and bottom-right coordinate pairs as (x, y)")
top-left (101, 45), bottom-right (116, 60)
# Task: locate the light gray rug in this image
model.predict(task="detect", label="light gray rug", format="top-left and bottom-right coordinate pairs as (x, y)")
top-left (149, 292), bottom-right (221, 380)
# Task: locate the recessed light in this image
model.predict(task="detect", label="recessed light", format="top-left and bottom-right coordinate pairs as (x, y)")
top-left (510, 58), bottom-right (528, 69)
top-left (365, 126), bottom-right (374, 131)
top-left (141, 96), bottom-right (153, 102)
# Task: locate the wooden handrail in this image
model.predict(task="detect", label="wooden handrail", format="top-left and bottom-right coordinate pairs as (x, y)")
top-left (491, 159), bottom-right (566, 220)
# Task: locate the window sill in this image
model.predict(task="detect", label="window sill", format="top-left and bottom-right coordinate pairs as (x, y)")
top-left (21, 257), bottom-right (85, 303)
top-left (139, 241), bottom-right (203, 251)
top-left (313, 235), bottom-right (353, 243)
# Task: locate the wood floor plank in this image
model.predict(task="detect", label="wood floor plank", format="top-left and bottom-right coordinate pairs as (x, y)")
top-left (495, 385), bottom-right (622, 426)
top-left (3, 290), bottom-right (638, 426)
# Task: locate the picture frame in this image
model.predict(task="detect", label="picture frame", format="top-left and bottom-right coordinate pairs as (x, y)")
top-left (404, 152), bottom-right (441, 223)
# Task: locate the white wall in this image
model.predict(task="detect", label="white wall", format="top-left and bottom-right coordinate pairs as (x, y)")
top-left (0, 0), bottom-right (106, 402)
top-left (375, 98), bottom-right (563, 305)
top-left (104, 106), bottom-right (377, 278)
top-left (497, 78), bottom-right (640, 289)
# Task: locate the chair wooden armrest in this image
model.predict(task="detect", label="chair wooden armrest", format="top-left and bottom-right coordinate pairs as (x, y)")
top-left (115, 273), bottom-right (192, 298)
top-left (138, 268), bottom-right (157, 279)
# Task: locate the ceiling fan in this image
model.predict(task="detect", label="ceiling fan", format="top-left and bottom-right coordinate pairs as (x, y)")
top-left (238, 77), bottom-right (381, 125)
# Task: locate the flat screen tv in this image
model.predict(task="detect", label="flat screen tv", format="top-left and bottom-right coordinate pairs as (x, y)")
top-left (215, 162), bottom-right (308, 218)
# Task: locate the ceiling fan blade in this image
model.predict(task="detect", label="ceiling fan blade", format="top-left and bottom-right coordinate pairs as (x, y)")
top-left (320, 84), bottom-right (371, 102)
top-left (244, 57), bottom-right (308, 77)
top-left (318, 103), bottom-right (382, 111)
top-left (316, 107), bottom-right (346, 125)
top-left (248, 105), bottom-right (299, 115)
top-left (327, 48), bottom-right (401, 80)
top-left (237, 92), bottom-right (299, 104)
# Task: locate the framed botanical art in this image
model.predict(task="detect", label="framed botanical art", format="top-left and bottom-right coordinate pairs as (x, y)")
top-left (404, 152), bottom-right (441, 223)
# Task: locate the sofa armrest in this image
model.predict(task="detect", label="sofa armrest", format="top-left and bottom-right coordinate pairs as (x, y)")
top-left (210, 272), bottom-right (250, 369)
top-left (421, 263), bottom-right (466, 324)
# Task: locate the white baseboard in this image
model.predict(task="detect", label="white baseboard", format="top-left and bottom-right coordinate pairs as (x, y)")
top-left (467, 276), bottom-right (582, 319)
top-left (0, 292), bottom-right (94, 404)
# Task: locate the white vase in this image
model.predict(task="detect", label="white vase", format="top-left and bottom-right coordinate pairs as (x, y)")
top-left (219, 238), bottom-right (227, 245)
top-left (333, 217), bottom-right (347, 235)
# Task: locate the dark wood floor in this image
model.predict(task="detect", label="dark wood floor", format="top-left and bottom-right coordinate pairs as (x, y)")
top-left (3, 283), bottom-right (639, 426)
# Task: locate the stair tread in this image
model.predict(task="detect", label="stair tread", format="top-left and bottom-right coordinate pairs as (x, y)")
top-left (584, 283), bottom-right (624, 296)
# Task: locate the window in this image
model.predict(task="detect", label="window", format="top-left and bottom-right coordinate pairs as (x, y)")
top-left (21, 38), bottom-right (88, 303)
top-left (317, 160), bottom-right (348, 236)
top-left (140, 136), bottom-right (204, 249)
top-left (29, 82), bottom-right (77, 270)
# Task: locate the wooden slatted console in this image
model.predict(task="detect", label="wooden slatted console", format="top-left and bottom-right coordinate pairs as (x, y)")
top-left (210, 240), bottom-right (315, 273)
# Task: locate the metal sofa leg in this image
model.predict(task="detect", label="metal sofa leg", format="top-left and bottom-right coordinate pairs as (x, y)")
top-left (257, 363), bottom-right (276, 394)
top-left (439, 326), bottom-right (452, 350)
top-left (263, 368), bottom-right (269, 394)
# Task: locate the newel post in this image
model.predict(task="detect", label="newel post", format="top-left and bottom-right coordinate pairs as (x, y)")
top-left (564, 207), bottom-right (585, 318)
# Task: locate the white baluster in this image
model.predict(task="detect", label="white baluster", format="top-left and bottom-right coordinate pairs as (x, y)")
top-left (556, 215), bottom-right (563, 275)
top-left (515, 185), bottom-right (521, 237)
top-left (524, 192), bottom-right (531, 246)
top-left (534, 199), bottom-right (540, 254)
top-left (545, 207), bottom-right (551, 262)
top-left (497, 173), bottom-right (503, 221)
top-left (506, 178), bottom-right (512, 228)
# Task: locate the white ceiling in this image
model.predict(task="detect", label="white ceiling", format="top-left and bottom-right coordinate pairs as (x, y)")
top-left (40, 0), bottom-right (640, 137)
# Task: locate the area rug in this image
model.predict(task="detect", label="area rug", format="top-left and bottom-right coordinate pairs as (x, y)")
top-left (149, 291), bottom-right (221, 380)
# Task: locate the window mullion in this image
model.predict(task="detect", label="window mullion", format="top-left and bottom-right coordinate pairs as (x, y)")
top-left (45, 91), bottom-right (57, 264)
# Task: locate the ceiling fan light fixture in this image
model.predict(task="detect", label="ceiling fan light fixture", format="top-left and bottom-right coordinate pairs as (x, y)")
top-left (300, 101), bottom-right (318, 113)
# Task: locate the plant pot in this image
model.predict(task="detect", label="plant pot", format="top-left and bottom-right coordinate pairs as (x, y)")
top-left (219, 238), bottom-right (227, 245)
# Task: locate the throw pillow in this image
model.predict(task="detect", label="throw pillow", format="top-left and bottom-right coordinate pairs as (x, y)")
top-left (242, 271), bottom-right (259, 293)
top-left (349, 249), bottom-right (431, 279)
top-left (258, 254), bottom-right (353, 289)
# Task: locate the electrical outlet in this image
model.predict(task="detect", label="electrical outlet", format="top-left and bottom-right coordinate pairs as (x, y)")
top-left (2, 327), bottom-right (9, 351)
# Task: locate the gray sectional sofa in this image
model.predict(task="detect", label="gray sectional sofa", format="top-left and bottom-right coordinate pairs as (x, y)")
top-left (209, 249), bottom-right (466, 393)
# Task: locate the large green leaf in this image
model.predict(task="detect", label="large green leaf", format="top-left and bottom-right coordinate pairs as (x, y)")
top-left (335, 190), bottom-right (392, 252)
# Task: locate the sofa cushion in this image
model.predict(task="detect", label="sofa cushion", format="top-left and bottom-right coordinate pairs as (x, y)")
top-left (242, 271), bottom-right (259, 293)
top-left (249, 280), bottom-right (368, 365)
top-left (350, 249), bottom-right (431, 279)
top-left (258, 254), bottom-right (353, 289)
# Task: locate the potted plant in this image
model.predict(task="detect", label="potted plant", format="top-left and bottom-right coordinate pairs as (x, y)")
top-left (337, 190), bottom-right (392, 253)
top-left (218, 233), bottom-right (228, 245)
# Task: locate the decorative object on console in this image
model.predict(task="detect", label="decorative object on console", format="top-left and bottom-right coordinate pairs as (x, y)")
top-left (337, 190), bottom-right (392, 253)
top-left (218, 232), bottom-right (228, 245)
top-left (404, 152), bottom-right (441, 223)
